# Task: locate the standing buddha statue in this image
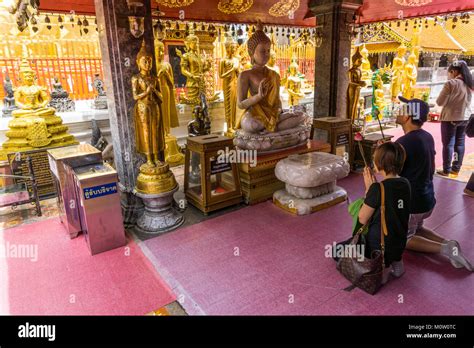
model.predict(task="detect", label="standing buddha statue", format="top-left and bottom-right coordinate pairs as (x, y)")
top-left (286, 60), bottom-right (305, 107)
top-left (360, 44), bottom-right (372, 83)
top-left (267, 50), bottom-right (280, 76)
top-left (402, 52), bottom-right (417, 99)
top-left (347, 48), bottom-right (366, 124)
top-left (177, 29), bottom-right (213, 106)
top-left (219, 34), bottom-right (240, 137)
top-left (391, 43), bottom-right (407, 101)
top-left (132, 40), bottom-right (176, 194)
top-left (0, 58), bottom-right (77, 160)
top-left (155, 39), bottom-right (184, 166)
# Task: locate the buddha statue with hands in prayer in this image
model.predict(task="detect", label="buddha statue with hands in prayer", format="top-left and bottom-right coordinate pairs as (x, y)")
top-left (236, 22), bottom-right (307, 135)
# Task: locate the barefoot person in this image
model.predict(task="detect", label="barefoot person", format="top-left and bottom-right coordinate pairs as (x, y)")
top-left (396, 97), bottom-right (473, 271)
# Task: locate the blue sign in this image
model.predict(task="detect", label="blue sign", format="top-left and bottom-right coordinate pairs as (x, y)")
top-left (83, 183), bottom-right (118, 200)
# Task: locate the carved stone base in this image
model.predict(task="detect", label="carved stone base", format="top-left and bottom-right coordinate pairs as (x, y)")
top-left (92, 96), bottom-right (108, 109)
top-left (233, 124), bottom-right (311, 154)
top-left (134, 186), bottom-right (184, 235)
top-left (273, 187), bottom-right (347, 215)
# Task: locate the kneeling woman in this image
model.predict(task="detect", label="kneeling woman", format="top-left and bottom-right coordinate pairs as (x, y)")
top-left (359, 142), bottom-right (411, 283)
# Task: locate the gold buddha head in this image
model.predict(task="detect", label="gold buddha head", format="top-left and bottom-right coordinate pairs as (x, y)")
top-left (289, 60), bottom-right (299, 76)
top-left (247, 21), bottom-right (271, 66)
top-left (397, 43), bottom-right (407, 57)
top-left (155, 39), bottom-right (165, 63)
top-left (185, 29), bottom-right (199, 51)
top-left (351, 47), bottom-right (363, 67)
top-left (361, 44), bottom-right (369, 59)
top-left (137, 40), bottom-right (153, 72)
top-left (224, 33), bottom-right (237, 56)
top-left (19, 58), bottom-right (36, 86)
top-left (268, 49), bottom-right (277, 66)
top-left (407, 52), bottom-right (416, 64)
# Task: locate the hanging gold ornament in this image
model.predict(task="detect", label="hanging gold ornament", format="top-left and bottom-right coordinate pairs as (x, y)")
top-left (217, 0), bottom-right (253, 14)
top-left (156, 0), bottom-right (194, 8)
top-left (269, 0), bottom-right (300, 17)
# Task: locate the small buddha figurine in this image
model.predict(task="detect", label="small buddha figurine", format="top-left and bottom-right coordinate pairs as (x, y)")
top-left (2, 75), bottom-right (17, 117)
top-left (12, 61), bottom-right (55, 118)
top-left (178, 29), bottom-right (212, 106)
top-left (219, 34), bottom-right (240, 136)
top-left (391, 43), bottom-right (406, 101)
top-left (236, 21), bottom-right (307, 134)
top-left (49, 77), bottom-right (75, 112)
top-left (266, 49), bottom-right (280, 76)
top-left (360, 44), bottom-right (372, 82)
top-left (132, 41), bottom-right (164, 169)
top-left (346, 48), bottom-right (366, 124)
top-left (92, 73), bottom-right (108, 109)
top-left (402, 53), bottom-right (417, 99)
top-left (286, 60), bottom-right (305, 107)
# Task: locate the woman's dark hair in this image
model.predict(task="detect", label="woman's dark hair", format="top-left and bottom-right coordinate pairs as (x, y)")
top-left (448, 60), bottom-right (473, 89)
top-left (374, 142), bottom-right (406, 175)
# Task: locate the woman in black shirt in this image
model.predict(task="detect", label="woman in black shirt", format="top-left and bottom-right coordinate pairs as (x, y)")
top-left (358, 142), bottom-right (411, 284)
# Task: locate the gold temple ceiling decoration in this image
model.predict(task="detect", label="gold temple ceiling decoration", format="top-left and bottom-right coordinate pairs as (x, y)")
top-left (156, 0), bottom-right (194, 8)
top-left (269, 0), bottom-right (300, 18)
top-left (217, 0), bottom-right (253, 14)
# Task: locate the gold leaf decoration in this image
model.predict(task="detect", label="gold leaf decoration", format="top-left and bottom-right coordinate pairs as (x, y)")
top-left (218, 0), bottom-right (254, 14)
top-left (269, 0), bottom-right (300, 18)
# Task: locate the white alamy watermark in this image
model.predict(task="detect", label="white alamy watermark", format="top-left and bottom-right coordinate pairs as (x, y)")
top-left (18, 322), bottom-right (55, 341)
top-left (0, 242), bottom-right (38, 262)
top-left (324, 242), bottom-right (365, 262)
top-left (217, 147), bottom-right (257, 168)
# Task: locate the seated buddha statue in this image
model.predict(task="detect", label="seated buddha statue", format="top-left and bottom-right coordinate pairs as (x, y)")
top-left (236, 22), bottom-right (307, 135)
top-left (12, 60), bottom-right (55, 118)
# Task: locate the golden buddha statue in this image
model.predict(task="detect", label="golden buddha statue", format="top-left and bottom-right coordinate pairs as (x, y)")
top-left (360, 44), bottom-right (372, 83)
top-left (177, 29), bottom-right (213, 106)
top-left (219, 34), bottom-right (240, 137)
top-left (267, 49), bottom-right (280, 76)
top-left (0, 58), bottom-right (77, 160)
top-left (286, 60), bottom-right (305, 107)
top-left (391, 43), bottom-right (406, 101)
top-left (132, 41), bottom-right (176, 194)
top-left (402, 52), bottom-right (417, 99)
top-left (373, 74), bottom-right (387, 120)
top-left (347, 48), bottom-right (366, 124)
top-left (236, 22), bottom-right (306, 134)
top-left (155, 39), bottom-right (184, 166)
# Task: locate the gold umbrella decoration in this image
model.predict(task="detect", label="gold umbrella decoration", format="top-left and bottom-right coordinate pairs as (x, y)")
top-left (269, 0), bottom-right (300, 17)
top-left (156, 0), bottom-right (194, 8)
top-left (217, 0), bottom-right (254, 14)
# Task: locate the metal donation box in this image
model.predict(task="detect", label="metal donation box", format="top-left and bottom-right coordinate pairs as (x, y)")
top-left (73, 163), bottom-right (126, 255)
top-left (47, 144), bottom-right (103, 239)
top-left (184, 135), bottom-right (242, 214)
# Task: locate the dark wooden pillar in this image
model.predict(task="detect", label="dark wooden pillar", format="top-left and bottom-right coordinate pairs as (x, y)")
top-left (309, 0), bottom-right (363, 119)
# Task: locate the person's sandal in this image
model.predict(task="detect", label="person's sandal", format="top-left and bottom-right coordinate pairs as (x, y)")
top-left (436, 170), bottom-right (450, 177)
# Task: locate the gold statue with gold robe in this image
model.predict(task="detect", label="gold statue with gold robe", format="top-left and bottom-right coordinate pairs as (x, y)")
top-left (402, 53), bottom-right (417, 99)
top-left (286, 60), bottom-right (305, 107)
top-left (347, 48), bottom-right (366, 124)
top-left (133, 41), bottom-right (177, 194)
top-left (391, 43), bottom-right (406, 100)
top-left (155, 39), bottom-right (184, 165)
top-left (219, 35), bottom-right (240, 136)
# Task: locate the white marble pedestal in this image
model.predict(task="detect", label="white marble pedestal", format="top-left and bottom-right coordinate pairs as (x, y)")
top-left (273, 152), bottom-right (350, 215)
